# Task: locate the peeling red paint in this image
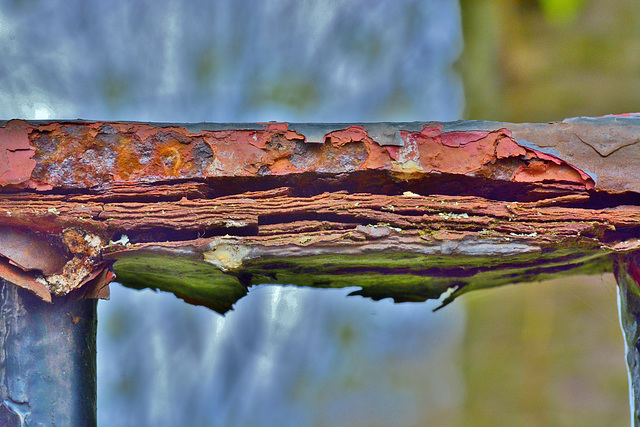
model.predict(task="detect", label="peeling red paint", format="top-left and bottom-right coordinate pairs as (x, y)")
top-left (205, 125), bottom-right (304, 175)
top-left (243, 123), bottom-right (304, 150)
top-left (523, 146), bottom-right (595, 188)
top-left (438, 129), bottom-right (493, 148)
top-left (395, 127), bottom-right (505, 174)
top-left (495, 136), bottom-right (527, 158)
top-left (0, 120), bottom-right (36, 186)
top-left (0, 257), bottom-right (51, 302)
top-left (324, 125), bottom-right (375, 148)
top-left (393, 126), bottom-right (595, 188)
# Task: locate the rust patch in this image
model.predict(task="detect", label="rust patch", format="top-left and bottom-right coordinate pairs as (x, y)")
top-left (70, 266), bottom-right (113, 300)
top-left (31, 122), bottom-right (216, 187)
top-left (43, 228), bottom-right (105, 296)
top-left (495, 136), bottom-right (527, 158)
top-left (203, 123), bottom-right (304, 176)
top-left (519, 145), bottom-right (595, 188)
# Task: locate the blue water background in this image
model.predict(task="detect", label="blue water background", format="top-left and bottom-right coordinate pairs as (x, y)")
top-left (0, 1), bottom-right (465, 425)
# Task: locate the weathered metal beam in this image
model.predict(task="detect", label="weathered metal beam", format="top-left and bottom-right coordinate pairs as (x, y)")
top-left (0, 115), bottom-right (639, 425)
top-left (0, 116), bottom-right (638, 309)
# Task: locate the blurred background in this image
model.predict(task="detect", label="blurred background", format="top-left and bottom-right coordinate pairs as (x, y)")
top-left (0, 0), bottom-right (636, 425)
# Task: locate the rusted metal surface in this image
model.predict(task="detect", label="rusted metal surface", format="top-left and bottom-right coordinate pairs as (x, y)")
top-left (0, 117), bottom-right (638, 305)
top-left (20, 121), bottom-right (595, 189)
top-left (447, 113), bottom-right (640, 193)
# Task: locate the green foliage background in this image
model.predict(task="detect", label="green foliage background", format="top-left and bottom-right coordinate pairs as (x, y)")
top-left (458, 0), bottom-right (633, 425)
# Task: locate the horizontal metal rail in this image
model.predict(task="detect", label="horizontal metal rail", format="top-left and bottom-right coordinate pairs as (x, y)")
top-left (0, 115), bottom-right (639, 425)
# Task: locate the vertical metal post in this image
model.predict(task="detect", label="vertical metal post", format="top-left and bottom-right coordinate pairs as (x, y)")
top-left (615, 253), bottom-right (640, 427)
top-left (0, 279), bottom-right (97, 426)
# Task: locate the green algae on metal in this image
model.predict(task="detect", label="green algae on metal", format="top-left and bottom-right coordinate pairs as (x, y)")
top-left (239, 249), bottom-right (612, 309)
top-left (110, 245), bottom-right (613, 315)
top-left (112, 254), bottom-right (247, 314)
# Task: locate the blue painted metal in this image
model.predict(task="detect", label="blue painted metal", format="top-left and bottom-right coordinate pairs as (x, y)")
top-left (0, 280), bottom-right (97, 426)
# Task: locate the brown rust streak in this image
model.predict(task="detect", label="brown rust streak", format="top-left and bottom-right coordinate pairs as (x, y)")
top-left (0, 189), bottom-right (633, 247)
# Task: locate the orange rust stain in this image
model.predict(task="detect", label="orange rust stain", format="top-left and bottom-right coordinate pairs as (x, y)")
top-left (29, 122), bottom-right (213, 185)
top-left (270, 157), bottom-right (295, 174)
top-left (157, 145), bottom-right (184, 176)
top-left (116, 128), bottom-right (200, 181)
top-left (114, 136), bottom-right (142, 181)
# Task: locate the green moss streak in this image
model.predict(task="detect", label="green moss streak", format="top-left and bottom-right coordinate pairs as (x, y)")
top-left (112, 247), bottom-right (612, 314)
top-left (113, 254), bottom-right (247, 314)
top-left (242, 247), bottom-right (612, 307)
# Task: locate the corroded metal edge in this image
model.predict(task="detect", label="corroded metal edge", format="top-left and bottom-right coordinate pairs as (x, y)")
top-left (0, 117), bottom-right (637, 306)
